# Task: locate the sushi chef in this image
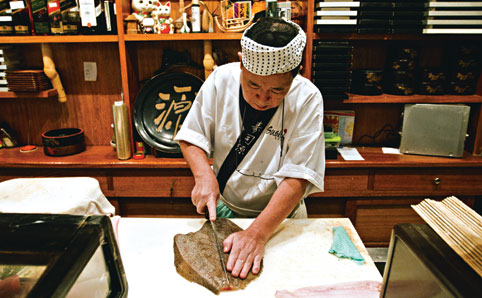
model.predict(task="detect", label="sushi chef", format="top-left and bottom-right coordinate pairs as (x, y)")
top-left (174, 17), bottom-right (325, 279)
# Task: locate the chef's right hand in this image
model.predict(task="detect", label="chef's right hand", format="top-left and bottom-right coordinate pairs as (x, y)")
top-left (191, 175), bottom-right (219, 221)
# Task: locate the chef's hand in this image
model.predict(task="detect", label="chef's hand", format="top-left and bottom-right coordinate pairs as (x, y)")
top-left (223, 229), bottom-right (265, 279)
top-left (191, 175), bottom-right (218, 221)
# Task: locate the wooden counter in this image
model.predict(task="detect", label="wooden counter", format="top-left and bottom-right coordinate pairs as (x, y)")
top-left (1, 145), bottom-right (481, 246)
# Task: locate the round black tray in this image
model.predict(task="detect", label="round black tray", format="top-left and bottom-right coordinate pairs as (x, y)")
top-left (134, 72), bottom-right (204, 154)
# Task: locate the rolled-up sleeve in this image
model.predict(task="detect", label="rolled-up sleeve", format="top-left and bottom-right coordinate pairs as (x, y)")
top-left (275, 131), bottom-right (325, 196)
top-left (274, 88), bottom-right (325, 196)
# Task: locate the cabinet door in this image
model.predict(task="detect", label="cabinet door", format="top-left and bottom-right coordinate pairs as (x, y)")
top-left (353, 197), bottom-right (476, 246)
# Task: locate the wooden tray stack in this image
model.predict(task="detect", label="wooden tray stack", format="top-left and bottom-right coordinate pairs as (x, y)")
top-left (424, 1), bottom-right (482, 34)
top-left (0, 45), bottom-right (26, 92)
top-left (6, 70), bottom-right (52, 92)
top-left (412, 196), bottom-right (482, 277)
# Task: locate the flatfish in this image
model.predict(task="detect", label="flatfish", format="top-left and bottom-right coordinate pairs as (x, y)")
top-left (173, 218), bottom-right (262, 294)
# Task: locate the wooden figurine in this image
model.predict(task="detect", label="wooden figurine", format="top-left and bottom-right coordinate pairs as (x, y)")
top-left (291, 0), bottom-right (306, 27)
top-left (125, 14), bottom-right (139, 34)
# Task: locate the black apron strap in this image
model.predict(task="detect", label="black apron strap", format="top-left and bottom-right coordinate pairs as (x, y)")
top-left (217, 89), bottom-right (277, 194)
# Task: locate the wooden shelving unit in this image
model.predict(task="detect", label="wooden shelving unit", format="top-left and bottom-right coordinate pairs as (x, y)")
top-left (0, 0), bottom-right (480, 246)
top-left (0, 89), bottom-right (58, 99)
top-left (0, 0), bottom-right (479, 154)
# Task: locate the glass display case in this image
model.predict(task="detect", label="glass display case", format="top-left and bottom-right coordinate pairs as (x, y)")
top-left (0, 213), bottom-right (128, 298)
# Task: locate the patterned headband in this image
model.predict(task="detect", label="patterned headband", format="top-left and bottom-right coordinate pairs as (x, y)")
top-left (240, 20), bottom-right (306, 76)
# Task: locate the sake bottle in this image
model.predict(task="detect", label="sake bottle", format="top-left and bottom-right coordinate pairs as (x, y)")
top-left (190, 0), bottom-right (200, 33)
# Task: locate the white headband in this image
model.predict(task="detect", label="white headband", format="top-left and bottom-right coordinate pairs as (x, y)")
top-left (241, 20), bottom-right (306, 76)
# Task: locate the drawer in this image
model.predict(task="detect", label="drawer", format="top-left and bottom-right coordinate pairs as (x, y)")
top-left (373, 168), bottom-right (482, 192)
top-left (110, 169), bottom-right (194, 197)
top-left (323, 168), bottom-right (369, 193)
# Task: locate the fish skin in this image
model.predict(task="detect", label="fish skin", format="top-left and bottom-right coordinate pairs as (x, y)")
top-left (174, 218), bottom-right (262, 294)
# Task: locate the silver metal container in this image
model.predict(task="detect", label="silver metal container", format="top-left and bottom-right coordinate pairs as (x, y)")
top-left (399, 104), bottom-right (470, 158)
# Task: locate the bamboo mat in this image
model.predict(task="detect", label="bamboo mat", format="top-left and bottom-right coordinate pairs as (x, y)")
top-left (412, 196), bottom-right (482, 277)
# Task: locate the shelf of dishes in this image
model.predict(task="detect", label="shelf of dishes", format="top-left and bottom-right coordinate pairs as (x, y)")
top-left (0, 35), bottom-right (118, 44)
top-left (344, 93), bottom-right (482, 104)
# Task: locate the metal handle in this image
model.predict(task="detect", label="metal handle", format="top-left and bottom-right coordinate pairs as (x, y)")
top-left (433, 177), bottom-right (441, 185)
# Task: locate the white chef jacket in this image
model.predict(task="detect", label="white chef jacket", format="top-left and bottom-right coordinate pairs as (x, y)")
top-left (174, 62), bottom-right (325, 216)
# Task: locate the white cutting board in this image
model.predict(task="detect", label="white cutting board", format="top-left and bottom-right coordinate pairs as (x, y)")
top-left (118, 218), bottom-right (382, 298)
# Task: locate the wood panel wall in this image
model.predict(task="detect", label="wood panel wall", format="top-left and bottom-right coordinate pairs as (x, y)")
top-left (0, 43), bottom-right (122, 146)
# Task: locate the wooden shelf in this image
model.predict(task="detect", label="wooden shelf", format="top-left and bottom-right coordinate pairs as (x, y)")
top-left (124, 32), bottom-right (243, 41)
top-left (0, 89), bottom-right (58, 99)
top-left (1, 145), bottom-right (481, 169)
top-left (0, 146), bottom-right (190, 169)
top-left (314, 33), bottom-right (482, 41)
top-left (0, 35), bottom-right (118, 43)
top-left (344, 93), bottom-right (482, 104)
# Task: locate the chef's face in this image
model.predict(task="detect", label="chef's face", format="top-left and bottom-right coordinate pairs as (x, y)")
top-left (239, 53), bottom-right (294, 111)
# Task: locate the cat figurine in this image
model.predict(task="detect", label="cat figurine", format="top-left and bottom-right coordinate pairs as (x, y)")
top-left (152, 1), bottom-right (174, 34)
top-left (131, 0), bottom-right (156, 22)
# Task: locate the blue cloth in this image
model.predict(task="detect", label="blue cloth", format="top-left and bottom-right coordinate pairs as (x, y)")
top-left (329, 226), bottom-right (365, 265)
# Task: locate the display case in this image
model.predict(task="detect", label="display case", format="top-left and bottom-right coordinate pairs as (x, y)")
top-left (0, 214), bottom-right (127, 298)
top-left (381, 223), bottom-right (481, 297)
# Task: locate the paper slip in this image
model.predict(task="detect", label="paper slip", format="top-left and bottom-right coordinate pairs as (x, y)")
top-left (337, 147), bottom-right (364, 161)
top-left (382, 147), bottom-right (400, 154)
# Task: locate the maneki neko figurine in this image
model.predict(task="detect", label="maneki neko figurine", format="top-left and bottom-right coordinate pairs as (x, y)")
top-left (131, 0), bottom-right (156, 33)
top-left (152, 1), bottom-right (174, 34)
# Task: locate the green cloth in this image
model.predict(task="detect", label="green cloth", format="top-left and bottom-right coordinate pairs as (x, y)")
top-left (216, 200), bottom-right (235, 218)
top-left (329, 226), bottom-right (365, 265)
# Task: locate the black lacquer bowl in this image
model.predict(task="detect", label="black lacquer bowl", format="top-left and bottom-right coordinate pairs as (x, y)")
top-left (41, 128), bottom-right (85, 156)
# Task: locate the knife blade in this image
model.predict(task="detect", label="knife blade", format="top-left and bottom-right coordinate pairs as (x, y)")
top-left (205, 211), bottom-right (231, 289)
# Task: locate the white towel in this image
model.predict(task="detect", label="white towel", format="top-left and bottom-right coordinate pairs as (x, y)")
top-left (0, 177), bottom-right (115, 215)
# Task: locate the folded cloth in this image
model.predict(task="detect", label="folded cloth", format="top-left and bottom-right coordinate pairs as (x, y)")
top-left (0, 177), bottom-right (115, 215)
top-left (329, 226), bottom-right (365, 264)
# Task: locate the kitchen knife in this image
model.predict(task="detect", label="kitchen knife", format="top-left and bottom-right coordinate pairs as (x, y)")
top-left (205, 211), bottom-right (231, 290)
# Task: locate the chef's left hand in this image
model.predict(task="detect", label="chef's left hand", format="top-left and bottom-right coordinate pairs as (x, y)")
top-left (223, 229), bottom-right (265, 279)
